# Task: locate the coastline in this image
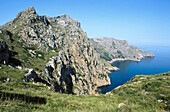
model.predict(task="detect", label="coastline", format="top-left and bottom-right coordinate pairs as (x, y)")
top-left (108, 58), bottom-right (141, 64)
top-left (108, 55), bottom-right (155, 64)
top-left (107, 55), bottom-right (155, 71)
top-left (105, 66), bottom-right (120, 73)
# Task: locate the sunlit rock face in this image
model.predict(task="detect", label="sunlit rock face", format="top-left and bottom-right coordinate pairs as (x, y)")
top-left (0, 7), bottom-right (110, 95)
top-left (89, 37), bottom-right (154, 63)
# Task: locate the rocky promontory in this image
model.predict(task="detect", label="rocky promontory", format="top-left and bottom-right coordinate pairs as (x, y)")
top-left (89, 37), bottom-right (154, 64)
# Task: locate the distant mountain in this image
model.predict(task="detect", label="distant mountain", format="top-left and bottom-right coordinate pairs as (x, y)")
top-left (89, 37), bottom-right (154, 63)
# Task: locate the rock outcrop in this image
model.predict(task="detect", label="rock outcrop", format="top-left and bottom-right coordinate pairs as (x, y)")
top-left (0, 7), bottom-right (110, 95)
top-left (89, 37), bottom-right (154, 63)
top-left (0, 30), bottom-right (14, 65)
top-left (0, 30), bottom-right (21, 66)
top-left (0, 41), bottom-right (9, 64)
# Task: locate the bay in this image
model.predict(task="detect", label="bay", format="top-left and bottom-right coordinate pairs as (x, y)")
top-left (102, 45), bottom-right (170, 94)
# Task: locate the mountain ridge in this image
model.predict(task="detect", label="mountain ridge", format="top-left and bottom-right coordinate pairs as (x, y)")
top-left (0, 6), bottom-right (111, 95)
top-left (89, 37), bottom-right (154, 64)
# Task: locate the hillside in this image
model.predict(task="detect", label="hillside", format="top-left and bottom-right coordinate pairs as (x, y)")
top-left (0, 65), bottom-right (169, 111)
top-left (89, 37), bottom-right (154, 63)
top-left (0, 7), bottom-right (111, 95)
top-left (0, 6), bottom-right (169, 112)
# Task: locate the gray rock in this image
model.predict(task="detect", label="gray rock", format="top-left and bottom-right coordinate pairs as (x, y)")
top-left (16, 66), bottom-right (22, 70)
top-left (89, 37), bottom-right (154, 62)
top-left (27, 18), bottom-right (36, 24)
top-left (5, 77), bottom-right (10, 83)
top-left (37, 15), bottom-right (49, 25)
top-left (45, 65), bottom-right (54, 78)
top-left (0, 6), bottom-right (111, 95)
top-left (24, 69), bottom-right (38, 82)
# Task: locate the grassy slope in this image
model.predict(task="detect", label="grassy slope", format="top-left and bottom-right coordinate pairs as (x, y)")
top-left (0, 64), bottom-right (169, 112)
top-left (0, 31), bottom-right (60, 72)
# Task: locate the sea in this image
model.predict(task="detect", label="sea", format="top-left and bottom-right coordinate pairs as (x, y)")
top-left (102, 45), bottom-right (170, 94)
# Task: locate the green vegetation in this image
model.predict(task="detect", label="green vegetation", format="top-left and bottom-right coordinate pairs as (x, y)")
top-left (89, 39), bottom-right (114, 61)
top-left (100, 58), bottom-right (112, 68)
top-left (100, 52), bottom-right (114, 61)
top-left (0, 65), bottom-right (169, 112)
top-left (111, 72), bottom-right (170, 111)
top-left (0, 32), bottom-right (60, 72)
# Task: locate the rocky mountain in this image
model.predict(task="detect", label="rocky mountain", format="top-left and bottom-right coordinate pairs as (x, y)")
top-left (0, 7), bottom-right (111, 95)
top-left (89, 37), bottom-right (154, 63)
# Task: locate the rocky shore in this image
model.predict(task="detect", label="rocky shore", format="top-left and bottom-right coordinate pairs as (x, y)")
top-left (105, 66), bottom-right (120, 73)
top-left (108, 56), bottom-right (154, 64)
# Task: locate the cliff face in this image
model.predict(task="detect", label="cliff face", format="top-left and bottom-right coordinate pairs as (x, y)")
top-left (0, 7), bottom-right (110, 95)
top-left (89, 37), bottom-right (154, 63)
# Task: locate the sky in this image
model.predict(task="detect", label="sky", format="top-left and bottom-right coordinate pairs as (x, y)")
top-left (0, 0), bottom-right (170, 46)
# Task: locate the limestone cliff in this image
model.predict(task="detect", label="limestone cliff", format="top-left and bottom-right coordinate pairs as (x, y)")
top-left (89, 37), bottom-right (154, 63)
top-left (0, 7), bottom-right (110, 95)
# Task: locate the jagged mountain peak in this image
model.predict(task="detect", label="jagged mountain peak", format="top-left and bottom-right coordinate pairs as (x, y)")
top-left (56, 14), bottom-right (70, 19)
top-left (0, 7), bottom-right (111, 95)
top-left (24, 6), bottom-right (36, 14)
top-left (16, 6), bottom-right (37, 18)
top-left (0, 7), bottom-right (38, 29)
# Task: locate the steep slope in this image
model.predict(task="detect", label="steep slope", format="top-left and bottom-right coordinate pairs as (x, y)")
top-left (0, 7), bottom-right (110, 95)
top-left (89, 37), bottom-right (154, 63)
top-left (0, 65), bottom-right (169, 111)
top-left (109, 72), bottom-right (170, 111)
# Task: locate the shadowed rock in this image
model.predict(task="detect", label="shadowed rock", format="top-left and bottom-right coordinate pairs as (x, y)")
top-left (0, 41), bottom-right (10, 64)
top-left (0, 7), bottom-right (111, 95)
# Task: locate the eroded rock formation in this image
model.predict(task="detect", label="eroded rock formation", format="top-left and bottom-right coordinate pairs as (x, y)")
top-left (0, 7), bottom-right (110, 95)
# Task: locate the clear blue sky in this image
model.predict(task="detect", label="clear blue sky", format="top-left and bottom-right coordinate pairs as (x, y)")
top-left (0, 0), bottom-right (170, 46)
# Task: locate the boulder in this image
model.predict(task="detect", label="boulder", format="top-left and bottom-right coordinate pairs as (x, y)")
top-left (4, 76), bottom-right (10, 83)
top-left (24, 69), bottom-right (38, 82)
top-left (118, 103), bottom-right (126, 108)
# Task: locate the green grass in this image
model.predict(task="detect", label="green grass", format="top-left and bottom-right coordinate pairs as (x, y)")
top-left (0, 65), bottom-right (169, 112)
top-left (0, 65), bottom-right (28, 83)
top-left (111, 72), bottom-right (170, 111)
top-left (0, 31), bottom-right (60, 72)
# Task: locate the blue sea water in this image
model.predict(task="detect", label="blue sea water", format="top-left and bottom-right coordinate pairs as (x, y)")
top-left (103, 45), bottom-right (170, 93)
